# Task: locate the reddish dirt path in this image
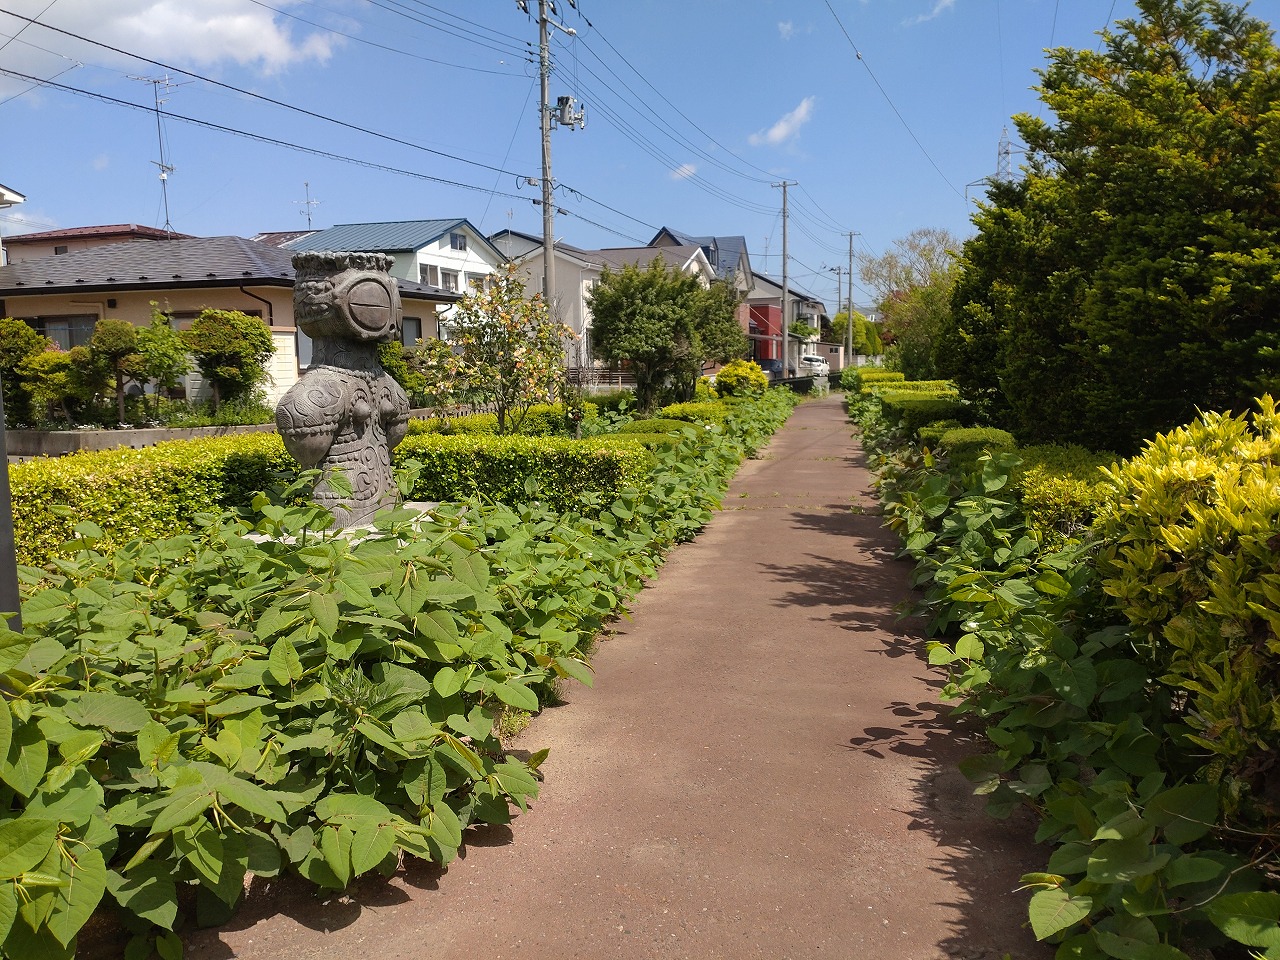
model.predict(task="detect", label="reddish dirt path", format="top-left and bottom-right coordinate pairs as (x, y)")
top-left (185, 395), bottom-right (1050, 960)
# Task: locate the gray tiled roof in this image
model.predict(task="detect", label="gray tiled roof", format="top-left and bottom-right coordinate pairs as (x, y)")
top-left (0, 236), bottom-right (458, 302)
top-left (287, 220), bottom-right (465, 253)
top-left (651, 227), bottom-right (749, 280)
top-left (588, 245), bottom-right (704, 272)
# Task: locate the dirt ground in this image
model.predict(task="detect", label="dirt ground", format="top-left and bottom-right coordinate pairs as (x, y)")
top-left (173, 395), bottom-right (1052, 960)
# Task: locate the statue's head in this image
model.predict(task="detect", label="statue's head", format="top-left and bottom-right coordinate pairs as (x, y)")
top-left (292, 251), bottom-right (402, 342)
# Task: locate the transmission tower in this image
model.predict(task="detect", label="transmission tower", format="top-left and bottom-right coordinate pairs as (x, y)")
top-left (997, 125), bottom-right (1013, 182)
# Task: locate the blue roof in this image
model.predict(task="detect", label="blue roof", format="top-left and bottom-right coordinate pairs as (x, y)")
top-left (286, 219), bottom-right (503, 259)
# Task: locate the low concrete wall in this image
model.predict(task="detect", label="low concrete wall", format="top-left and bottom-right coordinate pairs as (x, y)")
top-left (7, 423), bottom-right (277, 458)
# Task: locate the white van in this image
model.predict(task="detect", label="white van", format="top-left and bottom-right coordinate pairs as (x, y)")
top-left (798, 354), bottom-right (830, 376)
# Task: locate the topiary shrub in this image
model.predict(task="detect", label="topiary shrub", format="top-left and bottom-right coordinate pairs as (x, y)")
top-left (917, 419), bottom-right (964, 447)
top-left (878, 392), bottom-right (968, 434)
top-left (714, 359), bottom-right (769, 397)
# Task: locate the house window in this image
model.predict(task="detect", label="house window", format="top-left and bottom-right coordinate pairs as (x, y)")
top-left (20, 314), bottom-right (97, 349)
top-left (450, 232), bottom-right (467, 251)
top-left (465, 272), bottom-right (487, 291)
top-left (402, 316), bottom-right (422, 345)
top-left (420, 263), bottom-right (438, 286)
top-left (53, 245), bottom-right (68, 255)
top-left (440, 270), bottom-right (459, 293)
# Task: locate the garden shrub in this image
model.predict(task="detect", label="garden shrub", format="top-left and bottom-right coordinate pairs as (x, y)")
top-left (1012, 444), bottom-right (1116, 547)
top-left (842, 367), bottom-right (903, 392)
top-left (713, 359), bottom-right (768, 397)
top-left (10, 432), bottom-right (294, 565)
top-left (1093, 396), bottom-right (1280, 818)
top-left (917, 419), bottom-right (964, 447)
top-left (936, 426), bottom-right (1016, 473)
top-left (613, 418), bottom-right (703, 436)
top-left (877, 392), bottom-right (968, 434)
top-left (394, 434), bottom-right (653, 512)
top-left (659, 400), bottom-right (732, 426)
top-left (406, 403), bottom-right (594, 438)
top-left (586, 389), bottom-right (636, 415)
top-left (861, 378), bottom-right (957, 397)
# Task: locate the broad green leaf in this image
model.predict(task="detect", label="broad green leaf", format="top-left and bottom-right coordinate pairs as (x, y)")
top-left (350, 822), bottom-right (396, 876)
top-left (1162, 855), bottom-right (1224, 888)
top-left (173, 823), bottom-right (224, 888)
top-left (1028, 887), bottom-right (1094, 939)
top-left (211, 774), bottom-right (286, 823)
top-left (1203, 891), bottom-right (1280, 950)
top-left (954, 634), bottom-right (984, 660)
top-left (1043, 656), bottom-right (1098, 709)
top-left (24, 768), bottom-right (104, 826)
top-left (45, 847), bottom-right (106, 947)
top-left (433, 666), bottom-right (464, 698)
top-left (319, 826), bottom-right (352, 887)
top-left (62, 692), bottom-right (151, 733)
top-left (421, 579), bottom-right (475, 605)
top-left (310, 591), bottom-right (340, 637)
top-left (0, 701), bottom-right (11, 766)
top-left (0, 883), bottom-right (16, 944)
top-left (2, 915), bottom-right (74, 960)
top-left (0, 819), bottom-right (57, 878)
top-left (149, 787), bottom-right (214, 836)
top-left (1086, 833), bottom-right (1169, 884)
top-left (402, 756), bottom-right (449, 807)
top-left (268, 635), bottom-right (304, 685)
top-left (3, 723), bottom-right (48, 797)
top-left (452, 553), bottom-right (490, 593)
top-left (314, 793), bottom-right (392, 825)
top-left (491, 680), bottom-right (539, 712)
top-left (107, 863), bottom-right (178, 930)
top-left (426, 802), bottom-right (462, 851)
top-left (1145, 783), bottom-right (1218, 845)
top-left (553, 656), bottom-right (594, 687)
top-left (206, 695), bottom-right (272, 718)
top-left (1093, 931), bottom-right (1191, 960)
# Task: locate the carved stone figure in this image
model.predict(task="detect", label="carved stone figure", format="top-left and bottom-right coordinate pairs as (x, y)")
top-left (276, 252), bottom-right (410, 527)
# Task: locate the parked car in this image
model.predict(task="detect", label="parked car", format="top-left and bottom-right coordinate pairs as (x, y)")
top-left (798, 354), bottom-right (830, 376)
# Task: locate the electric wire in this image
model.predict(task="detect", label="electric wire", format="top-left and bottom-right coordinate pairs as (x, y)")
top-left (243, 0), bottom-right (530, 76)
top-left (0, 0), bottom-right (53, 56)
top-left (480, 78), bottom-right (536, 230)
top-left (0, 7), bottom-right (536, 180)
top-left (361, 0), bottom-right (527, 58)
top-left (823, 0), bottom-right (965, 201)
top-left (0, 57), bottom-right (78, 109)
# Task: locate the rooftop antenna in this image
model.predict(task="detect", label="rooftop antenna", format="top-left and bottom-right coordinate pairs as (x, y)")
top-left (130, 74), bottom-right (182, 236)
top-left (295, 181), bottom-right (321, 229)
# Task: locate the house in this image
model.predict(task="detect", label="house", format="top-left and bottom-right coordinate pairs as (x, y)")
top-left (0, 183), bottom-right (27, 266)
top-left (250, 229), bottom-right (317, 249)
top-left (3, 224), bottom-right (195, 264)
top-left (0, 236), bottom-right (458, 404)
top-left (746, 272), bottom-right (839, 374)
top-left (510, 241), bottom-right (716, 373)
top-left (286, 219), bottom-right (507, 340)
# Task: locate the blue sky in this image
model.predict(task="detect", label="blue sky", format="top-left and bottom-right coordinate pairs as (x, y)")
top-left (2, 0), bottom-right (1276, 310)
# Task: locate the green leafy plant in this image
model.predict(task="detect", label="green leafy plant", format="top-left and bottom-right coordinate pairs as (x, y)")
top-left (183, 310), bottom-right (274, 412)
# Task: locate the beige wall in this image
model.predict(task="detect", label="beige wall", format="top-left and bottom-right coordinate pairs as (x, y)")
top-left (5, 237), bottom-right (164, 263)
top-left (1, 285), bottom-right (299, 404)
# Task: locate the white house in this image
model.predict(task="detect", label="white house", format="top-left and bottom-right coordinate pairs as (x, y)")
top-left (287, 219), bottom-right (506, 353)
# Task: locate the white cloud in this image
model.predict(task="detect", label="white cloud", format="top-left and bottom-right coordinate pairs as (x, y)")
top-left (1, 209), bottom-right (59, 235)
top-left (0, 0), bottom-right (338, 98)
top-left (778, 21), bottom-right (795, 40)
top-left (670, 163), bottom-right (697, 180)
top-left (748, 97), bottom-right (816, 148)
top-left (92, 154), bottom-right (110, 171)
top-left (904, 0), bottom-right (956, 27)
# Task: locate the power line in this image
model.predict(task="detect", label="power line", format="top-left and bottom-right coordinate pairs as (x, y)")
top-left (0, 7), bottom-right (535, 180)
top-left (361, 0), bottom-right (527, 58)
top-left (823, 0), bottom-right (965, 201)
top-left (243, 0), bottom-right (530, 77)
top-left (0, 0), bottom-right (54, 56)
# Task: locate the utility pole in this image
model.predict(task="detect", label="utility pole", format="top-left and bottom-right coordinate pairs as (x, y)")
top-left (828, 264), bottom-right (842, 366)
top-left (846, 231), bottom-right (856, 360)
top-left (773, 180), bottom-right (796, 376)
top-left (522, 0), bottom-right (582, 315)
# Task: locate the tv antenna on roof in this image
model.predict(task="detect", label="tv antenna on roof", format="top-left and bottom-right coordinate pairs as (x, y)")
top-left (296, 181), bottom-right (321, 229)
top-left (129, 74), bottom-right (186, 236)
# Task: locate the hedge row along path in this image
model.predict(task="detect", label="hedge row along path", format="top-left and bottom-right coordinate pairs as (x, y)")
top-left (185, 395), bottom-right (1050, 960)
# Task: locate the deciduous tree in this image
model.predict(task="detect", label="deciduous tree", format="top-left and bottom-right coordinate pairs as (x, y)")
top-left (183, 309), bottom-right (274, 411)
top-left (447, 263), bottom-right (571, 433)
top-left (587, 260), bottom-right (746, 411)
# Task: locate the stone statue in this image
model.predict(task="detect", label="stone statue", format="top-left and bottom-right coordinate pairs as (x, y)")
top-left (276, 251), bottom-right (410, 527)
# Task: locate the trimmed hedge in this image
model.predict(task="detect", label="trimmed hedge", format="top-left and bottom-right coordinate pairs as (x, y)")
top-left (406, 403), bottom-right (596, 437)
top-left (861, 378), bottom-right (957, 397)
top-left (10, 433), bottom-right (294, 566)
top-left (878, 392), bottom-right (969, 434)
top-left (935, 426), bottom-right (1016, 473)
top-left (842, 367), bottom-right (903, 392)
top-left (395, 433), bottom-right (653, 512)
top-left (614, 418), bottom-right (704, 436)
top-left (659, 400), bottom-right (733, 426)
